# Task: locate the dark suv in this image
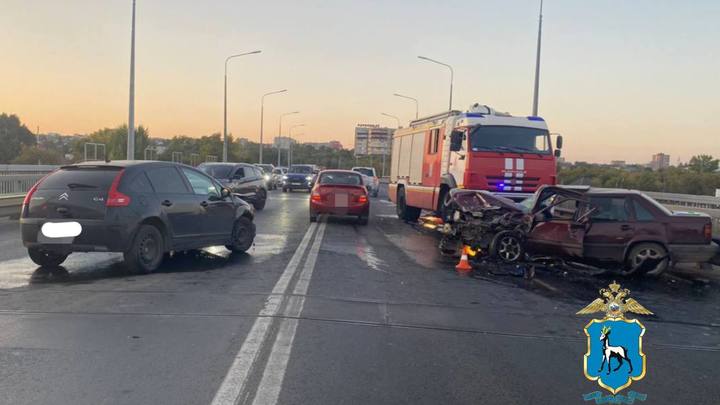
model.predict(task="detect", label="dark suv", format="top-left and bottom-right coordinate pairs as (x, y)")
top-left (198, 162), bottom-right (268, 210)
top-left (20, 161), bottom-right (256, 273)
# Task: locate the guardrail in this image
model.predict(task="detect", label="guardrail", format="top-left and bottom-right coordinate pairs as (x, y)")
top-left (644, 191), bottom-right (720, 210)
top-left (0, 164), bottom-right (58, 196)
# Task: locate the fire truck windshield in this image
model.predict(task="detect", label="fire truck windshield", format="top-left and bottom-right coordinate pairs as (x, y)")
top-left (469, 125), bottom-right (551, 154)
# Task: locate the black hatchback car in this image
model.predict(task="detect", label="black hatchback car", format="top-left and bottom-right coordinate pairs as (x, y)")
top-left (197, 162), bottom-right (268, 210)
top-left (20, 161), bottom-right (256, 273)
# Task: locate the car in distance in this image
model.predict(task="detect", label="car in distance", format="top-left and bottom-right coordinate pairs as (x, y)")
top-left (310, 170), bottom-right (369, 225)
top-left (20, 161), bottom-right (256, 273)
top-left (272, 167), bottom-right (287, 189)
top-left (351, 166), bottom-right (379, 197)
top-left (198, 162), bottom-right (268, 210)
top-left (282, 164), bottom-right (316, 192)
top-left (255, 164), bottom-right (276, 190)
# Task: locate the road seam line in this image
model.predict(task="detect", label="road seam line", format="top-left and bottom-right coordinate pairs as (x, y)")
top-left (210, 222), bottom-right (317, 405)
top-left (251, 221), bottom-right (327, 405)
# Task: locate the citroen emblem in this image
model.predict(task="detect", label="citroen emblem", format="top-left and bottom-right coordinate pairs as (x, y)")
top-left (58, 192), bottom-right (69, 201)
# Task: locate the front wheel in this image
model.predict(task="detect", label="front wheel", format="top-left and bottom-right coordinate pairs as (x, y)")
top-left (226, 217), bottom-right (256, 253)
top-left (253, 190), bottom-right (267, 210)
top-left (489, 230), bottom-right (524, 263)
top-left (28, 247), bottom-right (69, 267)
top-left (396, 187), bottom-right (421, 222)
top-left (124, 224), bottom-right (164, 274)
top-left (625, 243), bottom-right (668, 276)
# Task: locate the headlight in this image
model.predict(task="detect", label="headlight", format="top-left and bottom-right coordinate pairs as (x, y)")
top-left (282, 175), bottom-right (288, 180)
top-left (305, 176), bottom-right (313, 181)
top-left (264, 174), bottom-right (270, 181)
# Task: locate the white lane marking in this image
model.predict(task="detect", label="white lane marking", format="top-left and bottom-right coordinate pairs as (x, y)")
top-left (210, 223), bottom-right (318, 405)
top-left (251, 222), bottom-right (327, 405)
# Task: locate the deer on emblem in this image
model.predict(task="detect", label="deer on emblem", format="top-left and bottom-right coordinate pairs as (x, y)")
top-left (598, 326), bottom-right (633, 375)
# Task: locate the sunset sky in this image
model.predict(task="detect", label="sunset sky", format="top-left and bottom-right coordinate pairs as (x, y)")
top-left (1, 0), bottom-right (718, 164)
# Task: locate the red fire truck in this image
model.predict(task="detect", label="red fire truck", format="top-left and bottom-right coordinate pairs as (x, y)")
top-left (388, 103), bottom-right (563, 221)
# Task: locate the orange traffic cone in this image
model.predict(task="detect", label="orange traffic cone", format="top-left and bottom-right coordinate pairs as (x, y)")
top-left (455, 245), bottom-right (473, 273)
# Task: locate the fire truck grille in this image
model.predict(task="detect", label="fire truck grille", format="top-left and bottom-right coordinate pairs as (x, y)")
top-left (485, 176), bottom-right (540, 190)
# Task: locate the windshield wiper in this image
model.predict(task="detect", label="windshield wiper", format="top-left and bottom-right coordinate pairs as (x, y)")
top-left (66, 183), bottom-right (98, 189)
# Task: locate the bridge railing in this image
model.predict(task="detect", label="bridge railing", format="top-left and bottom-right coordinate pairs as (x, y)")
top-left (0, 164), bottom-right (59, 196)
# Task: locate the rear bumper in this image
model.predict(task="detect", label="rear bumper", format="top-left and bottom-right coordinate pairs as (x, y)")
top-left (20, 218), bottom-right (135, 253)
top-left (310, 201), bottom-right (369, 216)
top-left (669, 242), bottom-right (720, 263)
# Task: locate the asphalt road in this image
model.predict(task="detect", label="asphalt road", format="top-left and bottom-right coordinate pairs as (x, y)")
top-left (0, 187), bottom-right (718, 405)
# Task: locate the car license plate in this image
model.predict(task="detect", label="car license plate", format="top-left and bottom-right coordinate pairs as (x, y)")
top-left (41, 221), bottom-right (82, 238)
top-left (336, 193), bottom-right (348, 207)
top-left (292, 182), bottom-right (301, 185)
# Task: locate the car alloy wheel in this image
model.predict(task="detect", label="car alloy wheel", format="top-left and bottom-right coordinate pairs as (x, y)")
top-left (490, 230), bottom-right (524, 263)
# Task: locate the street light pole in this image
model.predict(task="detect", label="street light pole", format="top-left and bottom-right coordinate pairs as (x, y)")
top-left (393, 93), bottom-right (419, 119)
top-left (288, 124), bottom-right (305, 167)
top-left (259, 89), bottom-right (287, 164)
top-left (223, 50), bottom-right (261, 162)
top-left (380, 112), bottom-right (400, 128)
top-left (380, 113), bottom-right (400, 178)
top-left (277, 111), bottom-right (299, 166)
top-left (418, 55), bottom-right (454, 111)
top-left (127, 0), bottom-right (136, 160)
top-left (532, 0), bottom-right (544, 116)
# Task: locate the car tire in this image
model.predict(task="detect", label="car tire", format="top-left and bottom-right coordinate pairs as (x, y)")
top-left (309, 214), bottom-right (318, 223)
top-left (358, 215), bottom-right (369, 226)
top-left (282, 187), bottom-right (287, 193)
top-left (396, 187), bottom-right (421, 222)
top-left (489, 230), bottom-right (524, 263)
top-left (27, 247), bottom-right (69, 267)
top-left (625, 243), bottom-right (668, 276)
top-left (124, 224), bottom-right (164, 274)
top-left (226, 216), bottom-right (256, 253)
top-left (254, 190), bottom-right (267, 210)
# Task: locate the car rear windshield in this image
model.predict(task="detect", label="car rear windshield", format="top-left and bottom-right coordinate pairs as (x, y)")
top-left (319, 172), bottom-right (362, 185)
top-left (289, 165), bottom-right (313, 174)
top-left (38, 167), bottom-right (121, 190)
top-left (353, 168), bottom-right (374, 177)
top-left (199, 164), bottom-right (234, 179)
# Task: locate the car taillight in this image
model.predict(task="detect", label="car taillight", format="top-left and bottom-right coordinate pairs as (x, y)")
top-left (106, 170), bottom-right (131, 207)
top-left (311, 193), bottom-right (322, 202)
top-left (704, 223), bottom-right (712, 242)
top-left (22, 171), bottom-right (53, 207)
top-left (357, 195), bottom-right (368, 204)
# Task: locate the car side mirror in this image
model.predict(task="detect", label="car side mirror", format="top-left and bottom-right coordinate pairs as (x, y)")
top-left (554, 149), bottom-right (561, 158)
top-left (556, 135), bottom-right (563, 149)
top-left (450, 130), bottom-right (464, 152)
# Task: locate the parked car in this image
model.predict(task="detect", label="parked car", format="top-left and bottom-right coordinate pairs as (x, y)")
top-left (282, 164), bottom-right (316, 192)
top-left (310, 170), bottom-right (369, 225)
top-left (255, 164), bottom-right (276, 189)
top-left (440, 185), bottom-right (719, 276)
top-left (198, 162), bottom-right (268, 210)
top-left (20, 161), bottom-right (256, 273)
top-left (272, 167), bottom-right (287, 189)
top-left (351, 167), bottom-right (379, 197)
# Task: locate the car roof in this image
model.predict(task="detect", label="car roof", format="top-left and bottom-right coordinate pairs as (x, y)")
top-left (199, 162), bottom-right (254, 167)
top-left (319, 169), bottom-right (361, 174)
top-left (546, 185), bottom-right (644, 197)
top-left (65, 160), bottom-right (177, 169)
top-left (351, 166), bottom-right (374, 170)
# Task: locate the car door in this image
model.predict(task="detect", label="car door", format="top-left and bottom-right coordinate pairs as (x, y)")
top-left (180, 167), bottom-right (235, 241)
top-left (582, 196), bottom-right (635, 262)
top-left (526, 196), bottom-right (584, 258)
top-left (145, 166), bottom-right (199, 243)
top-left (231, 166), bottom-right (255, 198)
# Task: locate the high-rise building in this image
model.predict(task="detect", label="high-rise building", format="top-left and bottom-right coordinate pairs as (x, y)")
top-left (273, 136), bottom-right (296, 149)
top-left (650, 153), bottom-right (670, 170)
top-left (354, 124), bottom-right (393, 156)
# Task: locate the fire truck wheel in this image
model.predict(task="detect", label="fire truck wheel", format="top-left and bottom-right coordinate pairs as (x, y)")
top-left (396, 187), bottom-right (421, 222)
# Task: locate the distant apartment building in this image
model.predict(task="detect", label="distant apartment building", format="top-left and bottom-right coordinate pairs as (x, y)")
top-left (304, 140), bottom-right (343, 150)
top-left (354, 124), bottom-right (393, 156)
top-left (650, 153), bottom-right (670, 170)
top-left (273, 136), bottom-right (296, 149)
top-left (610, 160), bottom-right (626, 167)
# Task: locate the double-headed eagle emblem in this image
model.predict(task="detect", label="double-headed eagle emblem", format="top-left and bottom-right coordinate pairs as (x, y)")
top-left (576, 281), bottom-right (653, 319)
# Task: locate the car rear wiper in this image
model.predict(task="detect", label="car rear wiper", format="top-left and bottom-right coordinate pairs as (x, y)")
top-left (66, 183), bottom-right (98, 189)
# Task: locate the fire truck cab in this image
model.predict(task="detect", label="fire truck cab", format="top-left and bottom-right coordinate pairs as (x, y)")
top-left (388, 103), bottom-right (562, 221)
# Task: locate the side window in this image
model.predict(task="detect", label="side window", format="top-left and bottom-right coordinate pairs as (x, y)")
top-left (146, 167), bottom-right (189, 194)
top-left (234, 167), bottom-right (246, 179)
top-left (590, 197), bottom-right (630, 222)
top-left (181, 168), bottom-right (220, 198)
top-left (633, 199), bottom-right (656, 221)
top-left (121, 172), bottom-right (154, 193)
top-left (253, 167), bottom-right (263, 178)
top-left (428, 129), bottom-right (440, 154)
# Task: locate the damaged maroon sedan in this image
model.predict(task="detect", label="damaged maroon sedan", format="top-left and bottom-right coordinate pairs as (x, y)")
top-left (439, 185), bottom-right (719, 276)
